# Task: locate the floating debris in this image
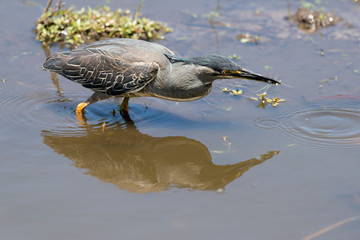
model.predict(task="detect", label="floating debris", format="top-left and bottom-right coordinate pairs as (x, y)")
top-left (222, 88), bottom-right (243, 96)
top-left (231, 90), bottom-right (243, 96)
top-left (236, 33), bottom-right (260, 44)
top-left (229, 54), bottom-right (240, 60)
top-left (0, 78), bottom-right (6, 89)
top-left (320, 76), bottom-right (338, 83)
top-left (249, 92), bottom-right (285, 108)
top-left (216, 188), bottom-right (225, 193)
top-left (270, 97), bottom-right (286, 107)
top-left (35, 0), bottom-right (172, 47)
top-left (289, 7), bottom-right (342, 33)
top-left (320, 49), bottom-right (325, 56)
top-left (264, 65), bottom-right (271, 70)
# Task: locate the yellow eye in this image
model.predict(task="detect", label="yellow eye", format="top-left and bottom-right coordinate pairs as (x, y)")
top-left (222, 70), bottom-right (230, 75)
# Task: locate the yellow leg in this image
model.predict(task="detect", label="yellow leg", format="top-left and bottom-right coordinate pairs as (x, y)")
top-left (75, 102), bottom-right (89, 122)
top-left (120, 97), bottom-right (130, 112)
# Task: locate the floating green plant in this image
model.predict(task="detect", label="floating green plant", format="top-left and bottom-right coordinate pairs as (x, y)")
top-left (249, 92), bottom-right (285, 108)
top-left (35, 0), bottom-right (172, 47)
top-left (221, 88), bottom-right (243, 96)
top-left (289, 6), bottom-right (342, 33)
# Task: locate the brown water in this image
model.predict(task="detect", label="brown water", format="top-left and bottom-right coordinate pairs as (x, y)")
top-left (1, 0), bottom-right (360, 239)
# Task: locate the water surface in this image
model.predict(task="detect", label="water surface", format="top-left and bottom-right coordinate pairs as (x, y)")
top-left (1, 0), bottom-right (360, 239)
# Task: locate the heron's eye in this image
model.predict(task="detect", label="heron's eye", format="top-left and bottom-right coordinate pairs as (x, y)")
top-left (222, 70), bottom-right (230, 75)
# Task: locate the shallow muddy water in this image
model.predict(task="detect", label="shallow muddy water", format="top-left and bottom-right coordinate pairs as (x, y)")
top-left (1, 0), bottom-right (360, 239)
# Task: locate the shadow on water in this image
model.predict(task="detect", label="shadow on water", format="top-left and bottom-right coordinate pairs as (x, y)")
top-left (42, 115), bottom-right (279, 193)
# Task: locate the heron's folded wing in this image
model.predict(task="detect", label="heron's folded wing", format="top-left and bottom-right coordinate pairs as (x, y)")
top-left (43, 48), bottom-right (159, 95)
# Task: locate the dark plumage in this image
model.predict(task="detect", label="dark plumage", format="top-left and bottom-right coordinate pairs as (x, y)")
top-left (42, 38), bottom-right (280, 120)
top-left (43, 47), bottom-right (159, 96)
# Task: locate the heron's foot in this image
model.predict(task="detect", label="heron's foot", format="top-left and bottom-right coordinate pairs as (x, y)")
top-left (75, 102), bottom-right (89, 123)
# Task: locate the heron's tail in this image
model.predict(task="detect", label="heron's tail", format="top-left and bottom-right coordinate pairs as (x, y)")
top-left (42, 52), bottom-right (70, 72)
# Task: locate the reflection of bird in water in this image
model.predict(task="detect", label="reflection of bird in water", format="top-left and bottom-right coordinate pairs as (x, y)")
top-left (42, 118), bottom-right (279, 193)
top-left (42, 38), bottom-right (280, 120)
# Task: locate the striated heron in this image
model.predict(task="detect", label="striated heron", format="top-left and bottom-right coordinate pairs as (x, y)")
top-left (43, 38), bottom-right (280, 119)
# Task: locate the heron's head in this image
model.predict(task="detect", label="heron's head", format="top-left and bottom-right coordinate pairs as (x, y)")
top-left (166, 54), bottom-right (280, 85)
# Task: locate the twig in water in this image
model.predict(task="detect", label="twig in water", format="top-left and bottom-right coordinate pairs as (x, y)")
top-left (301, 215), bottom-right (360, 240)
top-left (37, 0), bottom-right (64, 24)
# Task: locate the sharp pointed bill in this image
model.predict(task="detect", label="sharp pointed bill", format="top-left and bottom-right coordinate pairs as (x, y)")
top-left (228, 69), bottom-right (280, 85)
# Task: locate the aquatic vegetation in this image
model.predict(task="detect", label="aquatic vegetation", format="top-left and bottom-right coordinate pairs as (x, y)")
top-left (222, 89), bottom-right (284, 108)
top-left (249, 92), bottom-right (285, 108)
top-left (289, 7), bottom-right (342, 33)
top-left (202, 9), bottom-right (232, 28)
top-left (320, 75), bottom-right (338, 83)
top-left (222, 88), bottom-right (243, 96)
top-left (35, 0), bottom-right (172, 47)
top-left (236, 33), bottom-right (260, 44)
top-left (229, 54), bottom-right (240, 60)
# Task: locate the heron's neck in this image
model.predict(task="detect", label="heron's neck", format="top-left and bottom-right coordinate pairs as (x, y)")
top-left (143, 63), bottom-right (213, 101)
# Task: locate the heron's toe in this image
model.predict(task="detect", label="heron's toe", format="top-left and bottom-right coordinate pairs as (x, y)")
top-left (75, 102), bottom-right (89, 124)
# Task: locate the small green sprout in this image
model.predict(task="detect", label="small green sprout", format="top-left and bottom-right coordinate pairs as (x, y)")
top-left (270, 97), bottom-right (286, 107)
top-left (249, 92), bottom-right (285, 108)
top-left (223, 106), bottom-right (232, 111)
top-left (222, 88), bottom-right (242, 96)
top-left (231, 90), bottom-right (243, 96)
top-left (229, 54), bottom-right (240, 60)
top-left (221, 88), bottom-right (230, 93)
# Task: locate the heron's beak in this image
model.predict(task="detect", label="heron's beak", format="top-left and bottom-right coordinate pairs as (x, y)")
top-left (230, 69), bottom-right (280, 85)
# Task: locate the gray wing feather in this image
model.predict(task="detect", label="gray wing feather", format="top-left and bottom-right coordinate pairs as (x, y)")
top-left (43, 47), bottom-right (159, 96)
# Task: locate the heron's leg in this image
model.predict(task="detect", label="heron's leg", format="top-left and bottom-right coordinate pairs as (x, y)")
top-left (119, 97), bottom-right (130, 112)
top-left (119, 107), bottom-right (133, 123)
top-left (76, 92), bottom-right (110, 120)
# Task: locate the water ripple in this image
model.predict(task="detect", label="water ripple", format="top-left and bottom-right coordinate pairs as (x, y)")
top-left (0, 88), bottom-right (82, 131)
top-left (0, 86), bottom-right (216, 134)
top-left (254, 100), bottom-right (360, 149)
